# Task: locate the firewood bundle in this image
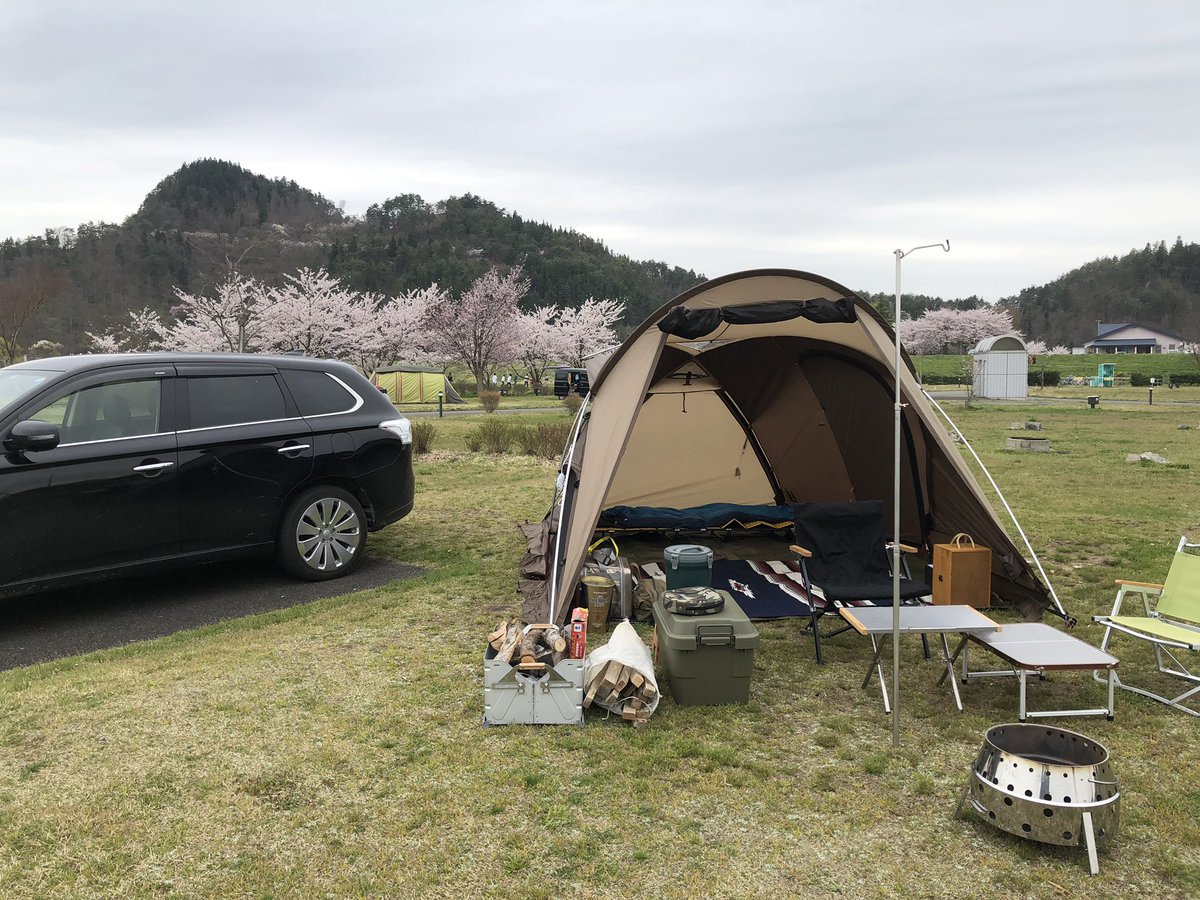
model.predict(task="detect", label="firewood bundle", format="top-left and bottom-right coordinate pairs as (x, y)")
top-left (584, 659), bottom-right (657, 726)
top-left (487, 619), bottom-right (569, 672)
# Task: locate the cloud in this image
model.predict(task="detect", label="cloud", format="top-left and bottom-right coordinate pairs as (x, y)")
top-left (2, 1), bottom-right (1198, 299)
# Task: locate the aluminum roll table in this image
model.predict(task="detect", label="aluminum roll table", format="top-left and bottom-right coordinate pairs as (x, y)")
top-left (940, 622), bottom-right (1119, 720)
top-left (838, 604), bottom-right (1000, 713)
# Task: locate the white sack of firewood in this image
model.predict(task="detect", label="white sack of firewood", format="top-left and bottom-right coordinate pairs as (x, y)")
top-left (583, 621), bottom-right (660, 722)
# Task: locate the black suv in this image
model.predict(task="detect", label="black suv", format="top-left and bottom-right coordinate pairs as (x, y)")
top-left (552, 367), bottom-right (589, 398)
top-left (0, 353), bottom-right (414, 599)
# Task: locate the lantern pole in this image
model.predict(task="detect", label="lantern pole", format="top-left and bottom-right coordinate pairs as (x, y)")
top-left (892, 239), bottom-right (950, 748)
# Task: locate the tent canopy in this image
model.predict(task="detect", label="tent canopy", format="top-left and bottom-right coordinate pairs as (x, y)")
top-left (372, 365), bottom-right (464, 404)
top-left (531, 269), bottom-right (1054, 625)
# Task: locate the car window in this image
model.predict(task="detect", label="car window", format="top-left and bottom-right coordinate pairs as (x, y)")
top-left (280, 369), bottom-right (359, 416)
top-left (187, 375), bottom-right (287, 429)
top-left (1, 369), bottom-right (55, 417)
top-left (27, 379), bottom-right (162, 444)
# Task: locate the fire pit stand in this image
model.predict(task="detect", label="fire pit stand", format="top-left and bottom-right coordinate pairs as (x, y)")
top-left (956, 723), bottom-right (1119, 875)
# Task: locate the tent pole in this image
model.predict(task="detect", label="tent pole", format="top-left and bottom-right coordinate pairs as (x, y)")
top-left (548, 396), bottom-right (591, 624)
top-left (921, 388), bottom-right (1068, 620)
top-left (893, 241), bottom-right (950, 749)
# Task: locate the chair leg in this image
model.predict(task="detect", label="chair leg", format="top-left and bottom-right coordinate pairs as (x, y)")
top-left (801, 560), bottom-right (824, 665)
top-left (811, 608), bottom-right (825, 665)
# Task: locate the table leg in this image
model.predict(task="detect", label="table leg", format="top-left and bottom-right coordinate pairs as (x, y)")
top-left (1018, 670), bottom-right (1027, 721)
top-left (939, 635), bottom-right (968, 687)
top-left (1107, 670), bottom-right (1115, 720)
top-left (862, 635), bottom-right (891, 714)
top-left (939, 633), bottom-right (963, 711)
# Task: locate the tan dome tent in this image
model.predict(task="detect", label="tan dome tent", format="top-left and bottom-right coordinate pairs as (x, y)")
top-left (520, 269), bottom-right (1064, 628)
top-left (372, 364), bottom-right (464, 404)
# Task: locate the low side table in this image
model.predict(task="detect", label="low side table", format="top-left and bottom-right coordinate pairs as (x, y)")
top-left (942, 622), bottom-right (1119, 720)
top-left (838, 605), bottom-right (1000, 713)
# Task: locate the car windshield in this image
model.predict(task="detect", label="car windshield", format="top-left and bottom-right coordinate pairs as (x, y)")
top-left (0, 369), bottom-right (53, 417)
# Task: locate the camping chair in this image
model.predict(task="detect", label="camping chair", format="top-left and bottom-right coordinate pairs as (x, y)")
top-left (1093, 537), bottom-right (1200, 716)
top-left (789, 501), bottom-right (932, 664)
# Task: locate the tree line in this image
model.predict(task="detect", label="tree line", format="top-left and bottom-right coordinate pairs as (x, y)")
top-left (0, 160), bottom-right (701, 356)
top-left (90, 265), bottom-right (623, 395)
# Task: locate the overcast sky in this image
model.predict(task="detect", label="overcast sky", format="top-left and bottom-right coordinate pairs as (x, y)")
top-left (3, 1), bottom-right (1198, 300)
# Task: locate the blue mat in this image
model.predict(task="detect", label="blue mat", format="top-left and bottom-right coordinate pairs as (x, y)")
top-left (709, 560), bottom-right (818, 619)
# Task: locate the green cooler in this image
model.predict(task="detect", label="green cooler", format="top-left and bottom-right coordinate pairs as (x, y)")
top-left (654, 590), bottom-right (759, 705)
top-left (664, 544), bottom-right (713, 590)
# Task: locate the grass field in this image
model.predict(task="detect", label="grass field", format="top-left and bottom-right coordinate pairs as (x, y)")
top-left (1, 403), bottom-right (1199, 898)
top-left (913, 353), bottom-right (1200, 382)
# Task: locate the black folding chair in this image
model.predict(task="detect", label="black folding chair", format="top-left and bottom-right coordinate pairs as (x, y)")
top-left (789, 501), bottom-right (932, 664)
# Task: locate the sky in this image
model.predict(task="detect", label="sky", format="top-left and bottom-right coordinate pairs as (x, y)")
top-left (3, 1), bottom-right (1199, 300)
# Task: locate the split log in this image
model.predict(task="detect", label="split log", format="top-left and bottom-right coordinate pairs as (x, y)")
top-left (487, 620), bottom-right (512, 651)
top-left (496, 621), bottom-right (524, 663)
top-left (518, 631), bottom-right (541, 665)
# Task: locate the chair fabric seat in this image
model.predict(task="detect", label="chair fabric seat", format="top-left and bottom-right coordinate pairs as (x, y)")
top-left (1104, 614), bottom-right (1200, 648)
top-left (820, 578), bottom-right (930, 604)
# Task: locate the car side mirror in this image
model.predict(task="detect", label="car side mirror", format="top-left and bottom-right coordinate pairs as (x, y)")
top-left (5, 419), bottom-right (61, 453)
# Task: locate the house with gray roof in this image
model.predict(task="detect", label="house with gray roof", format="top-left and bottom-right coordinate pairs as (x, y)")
top-left (1083, 322), bottom-right (1188, 354)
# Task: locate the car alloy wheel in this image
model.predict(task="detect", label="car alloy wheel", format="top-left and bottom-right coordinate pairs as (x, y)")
top-left (295, 496), bottom-right (361, 572)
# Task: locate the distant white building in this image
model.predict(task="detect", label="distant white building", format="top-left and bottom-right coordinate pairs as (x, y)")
top-left (1084, 322), bottom-right (1187, 354)
top-left (970, 334), bottom-right (1028, 399)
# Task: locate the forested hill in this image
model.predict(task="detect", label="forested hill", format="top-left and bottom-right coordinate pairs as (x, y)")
top-left (998, 239), bottom-right (1200, 347)
top-left (1, 159), bottom-right (703, 352)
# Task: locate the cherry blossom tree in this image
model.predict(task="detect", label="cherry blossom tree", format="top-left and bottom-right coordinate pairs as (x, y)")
top-left (513, 305), bottom-right (562, 394)
top-left (87, 269), bottom-right (438, 374)
top-left (898, 306), bottom-right (1017, 354)
top-left (163, 274), bottom-right (272, 353)
top-left (423, 266), bottom-right (528, 394)
top-left (348, 285), bottom-right (443, 375)
top-left (552, 296), bottom-right (626, 367)
top-left (256, 268), bottom-right (375, 359)
top-left (87, 307), bottom-right (169, 352)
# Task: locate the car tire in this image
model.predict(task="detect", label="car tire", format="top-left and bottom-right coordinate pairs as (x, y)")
top-left (277, 486), bottom-right (367, 581)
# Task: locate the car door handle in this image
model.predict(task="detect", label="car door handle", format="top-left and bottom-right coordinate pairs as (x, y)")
top-left (133, 460), bottom-right (175, 474)
top-left (277, 443), bottom-right (311, 456)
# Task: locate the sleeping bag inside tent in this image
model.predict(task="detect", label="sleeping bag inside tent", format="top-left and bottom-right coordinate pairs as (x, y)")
top-left (372, 365), bottom-right (464, 404)
top-left (519, 269), bottom-right (1058, 626)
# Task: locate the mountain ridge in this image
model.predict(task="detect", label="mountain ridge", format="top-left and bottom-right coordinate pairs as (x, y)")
top-left (2, 159), bottom-right (1197, 352)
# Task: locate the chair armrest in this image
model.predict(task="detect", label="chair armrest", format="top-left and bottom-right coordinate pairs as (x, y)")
top-left (886, 542), bottom-right (920, 554)
top-left (1114, 579), bottom-right (1163, 590)
top-left (789, 544), bottom-right (812, 559)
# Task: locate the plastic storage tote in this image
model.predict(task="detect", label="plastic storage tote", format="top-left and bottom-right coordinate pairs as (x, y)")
top-left (653, 590), bottom-right (759, 705)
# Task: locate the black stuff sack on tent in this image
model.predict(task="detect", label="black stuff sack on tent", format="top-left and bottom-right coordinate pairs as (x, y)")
top-left (656, 298), bottom-right (858, 340)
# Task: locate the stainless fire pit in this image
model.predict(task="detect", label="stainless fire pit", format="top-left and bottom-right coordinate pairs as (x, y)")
top-left (957, 723), bottom-right (1119, 875)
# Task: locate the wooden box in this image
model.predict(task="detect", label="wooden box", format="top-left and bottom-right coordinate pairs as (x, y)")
top-left (933, 534), bottom-right (992, 609)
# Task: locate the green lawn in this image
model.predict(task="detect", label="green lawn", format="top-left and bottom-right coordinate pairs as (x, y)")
top-left (2, 403), bottom-right (1199, 897)
top-left (915, 353), bottom-right (1200, 383)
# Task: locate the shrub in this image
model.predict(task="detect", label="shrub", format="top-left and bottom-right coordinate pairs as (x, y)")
top-left (562, 394), bottom-right (583, 415)
top-left (411, 421), bottom-right (437, 455)
top-left (515, 422), bottom-right (573, 459)
top-left (467, 418), bottom-right (516, 454)
top-left (1027, 370), bottom-right (1061, 386)
top-left (480, 390), bottom-right (501, 413)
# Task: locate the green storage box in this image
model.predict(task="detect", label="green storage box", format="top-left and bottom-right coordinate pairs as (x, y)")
top-left (664, 544), bottom-right (713, 590)
top-left (654, 590), bottom-right (759, 705)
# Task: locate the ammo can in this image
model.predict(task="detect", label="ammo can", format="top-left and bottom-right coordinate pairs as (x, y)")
top-left (663, 544), bottom-right (714, 590)
top-left (653, 590), bottom-right (759, 705)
